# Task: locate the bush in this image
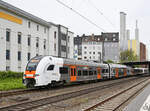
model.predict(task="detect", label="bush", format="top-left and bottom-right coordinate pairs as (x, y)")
top-left (0, 71), bottom-right (23, 80)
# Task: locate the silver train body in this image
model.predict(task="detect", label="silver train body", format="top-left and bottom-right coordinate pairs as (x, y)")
top-left (23, 56), bottom-right (145, 88)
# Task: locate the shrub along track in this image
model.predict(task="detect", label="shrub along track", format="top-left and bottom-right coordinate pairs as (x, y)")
top-left (0, 75), bottom-right (149, 111)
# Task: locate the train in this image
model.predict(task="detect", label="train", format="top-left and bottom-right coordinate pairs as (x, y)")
top-left (23, 56), bottom-right (148, 88)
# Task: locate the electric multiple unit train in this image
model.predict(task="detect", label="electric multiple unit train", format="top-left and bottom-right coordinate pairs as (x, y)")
top-left (23, 56), bottom-right (148, 88)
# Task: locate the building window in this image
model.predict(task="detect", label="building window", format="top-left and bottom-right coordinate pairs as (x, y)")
top-left (54, 43), bottom-right (56, 51)
top-left (44, 39), bottom-right (46, 49)
top-left (36, 53), bottom-right (39, 56)
top-left (84, 56), bottom-right (87, 59)
top-left (6, 50), bottom-right (10, 60)
top-left (28, 21), bottom-right (31, 28)
top-left (113, 34), bottom-right (116, 37)
top-left (84, 46), bottom-right (87, 49)
top-left (54, 31), bottom-right (57, 39)
top-left (68, 36), bottom-right (70, 42)
top-left (84, 51), bottom-right (87, 54)
top-left (113, 38), bottom-right (116, 41)
top-left (44, 27), bottom-right (46, 33)
top-left (6, 29), bottom-right (10, 42)
top-left (68, 47), bottom-right (70, 53)
top-left (18, 32), bottom-right (21, 44)
top-left (93, 52), bottom-right (95, 54)
top-left (93, 56), bottom-right (95, 59)
top-left (36, 37), bottom-right (39, 48)
top-left (6, 66), bottom-right (10, 71)
top-left (37, 25), bottom-right (39, 31)
top-left (18, 51), bottom-right (21, 61)
top-left (28, 35), bottom-right (31, 46)
top-left (27, 53), bottom-right (30, 61)
top-left (61, 45), bottom-right (66, 52)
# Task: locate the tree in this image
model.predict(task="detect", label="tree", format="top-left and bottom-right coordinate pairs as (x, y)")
top-left (120, 50), bottom-right (139, 63)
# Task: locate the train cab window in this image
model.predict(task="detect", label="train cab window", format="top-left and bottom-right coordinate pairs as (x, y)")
top-left (47, 65), bottom-right (54, 71)
top-left (60, 67), bottom-right (68, 74)
top-left (78, 70), bottom-right (81, 76)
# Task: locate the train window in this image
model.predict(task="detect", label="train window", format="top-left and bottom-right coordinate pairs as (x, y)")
top-left (113, 69), bottom-right (116, 73)
top-left (78, 70), bottom-right (81, 76)
top-left (59, 67), bottom-right (68, 74)
top-left (106, 69), bottom-right (108, 73)
top-left (47, 65), bottom-right (54, 71)
top-left (71, 68), bottom-right (74, 76)
top-left (89, 70), bottom-right (93, 75)
top-left (94, 71), bottom-right (97, 75)
top-left (83, 70), bottom-right (88, 76)
top-left (102, 69), bottom-right (108, 73)
top-left (74, 69), bottom-right (76, 76)
top-left (102, 69), bottom-right (105, 73)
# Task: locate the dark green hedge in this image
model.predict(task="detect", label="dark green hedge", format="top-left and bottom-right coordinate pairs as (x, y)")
top-left (0, 71), bottom-right (23, 80)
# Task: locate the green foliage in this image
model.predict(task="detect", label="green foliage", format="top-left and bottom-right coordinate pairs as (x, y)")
top-left (0, 78), bottom-right (26, 91)
top-left (106, 59), bottom-right (115, 63)
top-left (0, 71), bottom-right (23, 80)
top-left (120, 50), bottom-right (139, 63)
top-left (0, 71), bottom-right (25, 90)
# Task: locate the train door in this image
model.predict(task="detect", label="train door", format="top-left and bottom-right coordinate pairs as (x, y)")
top-left (115, 68), bottom-right (119, 78)
top-left (124, 68), bottom-right (127, 76)
top-left (70, 66), bottom-right (77, 82)
top-left (97, 68), bottom-right (101, 79)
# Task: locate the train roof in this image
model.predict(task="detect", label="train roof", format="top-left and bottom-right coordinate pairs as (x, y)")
top-left (109, 63), bottom-right (128, 68)
top-left (63, 58), bottom-right (108, 68)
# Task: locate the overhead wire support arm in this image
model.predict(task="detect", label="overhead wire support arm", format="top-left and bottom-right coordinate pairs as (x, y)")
top-left (55, 0), bottom-right (106, 32)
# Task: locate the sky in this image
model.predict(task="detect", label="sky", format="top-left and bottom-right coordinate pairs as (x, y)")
top-left (4, 0), bottom-right (150, 59)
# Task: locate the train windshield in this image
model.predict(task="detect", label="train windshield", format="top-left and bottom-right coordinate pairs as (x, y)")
top-left (26, 59), bottom-right (40, 71)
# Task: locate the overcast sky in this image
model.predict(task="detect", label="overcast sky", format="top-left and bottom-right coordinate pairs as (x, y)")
top-left (4, 0), bottom-right (150, 59)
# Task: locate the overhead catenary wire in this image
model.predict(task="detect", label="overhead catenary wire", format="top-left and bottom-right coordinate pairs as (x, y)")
top-left (87, 0), bottom-right (116, 28)
top-left (55, 0), bottom-right (106, 32)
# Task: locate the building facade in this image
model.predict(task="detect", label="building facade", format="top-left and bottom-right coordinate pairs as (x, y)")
top-left (0, 0), bottom-right (74, 72)
top-left (101, 32), bottom-right (119, 62)
top-left (81, 34), bottom-right (103, 62)
top-left (74, 33), bottom-right (119, 62)
top-left (140, 42), bottom-right (146, 61)
top-left (128, 40), bottom-right (140, 57)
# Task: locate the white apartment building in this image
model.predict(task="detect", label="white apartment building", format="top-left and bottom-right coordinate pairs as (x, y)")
top-left (0, 0), bottom-right (74, 72)
top-left (81, 35), bottom-right (103, 61)
top-left (82, 42), bottom-right (102, 61)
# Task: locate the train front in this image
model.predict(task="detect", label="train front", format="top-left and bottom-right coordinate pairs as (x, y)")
top-left (23, 56), bottom-right (43, 88)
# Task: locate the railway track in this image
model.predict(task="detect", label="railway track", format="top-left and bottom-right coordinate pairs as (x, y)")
top-left (84, 77), bottom-right (150, 111)
top-left (0, 75), bottom-right (147, 98)
top-left (0, 76), bottom-right (149, 111)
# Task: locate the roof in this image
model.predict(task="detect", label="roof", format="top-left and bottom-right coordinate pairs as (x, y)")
top-left (123, 61), bottom-right (150, 65)
top-left (0, 0), bottom-right (50, 27)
